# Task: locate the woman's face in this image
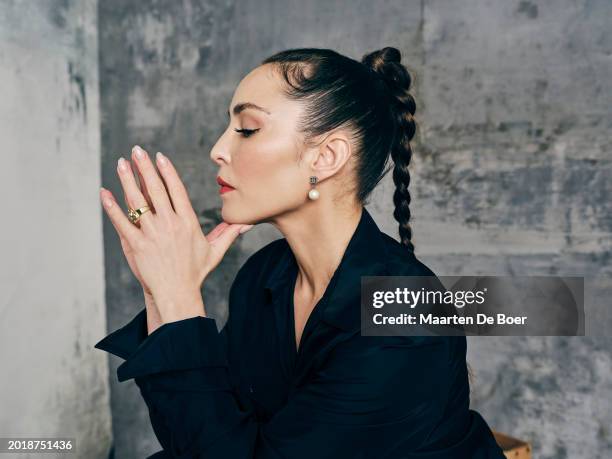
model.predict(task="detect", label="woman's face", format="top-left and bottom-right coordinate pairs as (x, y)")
top-left (210, 64), bottom-right (313, 225)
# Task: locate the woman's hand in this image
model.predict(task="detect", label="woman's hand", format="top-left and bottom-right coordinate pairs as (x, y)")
top-left (100, 145), bottom-right (253, 324)
top-left (143, 289), bottom-right (164, 335)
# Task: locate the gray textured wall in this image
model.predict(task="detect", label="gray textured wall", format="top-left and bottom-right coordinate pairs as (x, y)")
top-left (96, 1), bottom-right (611, 458)
top-left (0, 0), bottom-right (111, 458)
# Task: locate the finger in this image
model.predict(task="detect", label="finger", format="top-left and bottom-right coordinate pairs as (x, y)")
top-left (117, 156), bottom-right (154, 231)
top-left (207, 222), bottom-right (253, 243)
top-left (141, 161), bottom-right (177, 214)
top-left (208, 223), bottom-right (244, 258)
top-left (131, 145), bottom-right (174, 218)
top-left (153, 151), bottom-right (198, 220)
top-left (100, 187), bottom-right (141, 245)
top-left (135, 162), bottom-right (156, 214)
top-left (123, 194), bottom-right (143, 230)
top-left (206, 222), bottom-right (230, 243)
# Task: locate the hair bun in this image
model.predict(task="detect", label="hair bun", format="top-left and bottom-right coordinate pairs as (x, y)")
top-left (362, 47), bottom-right (401, 71)
top-left (361, 47), bottom-right (411, 93)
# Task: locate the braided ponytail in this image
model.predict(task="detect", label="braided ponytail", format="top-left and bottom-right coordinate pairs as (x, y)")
top-left (362, 47), bottom-right (417, 253)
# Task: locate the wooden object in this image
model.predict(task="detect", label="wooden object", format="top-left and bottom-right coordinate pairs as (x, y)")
top-left (492, 430), bottom-right (532, 459)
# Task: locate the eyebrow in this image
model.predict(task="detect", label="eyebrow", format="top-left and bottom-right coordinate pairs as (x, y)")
top-left (227, 102), bottom-right (271, 120)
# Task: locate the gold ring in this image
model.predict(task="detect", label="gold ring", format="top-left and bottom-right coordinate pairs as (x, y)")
top-left (127, 205), bottom-right (151, 224)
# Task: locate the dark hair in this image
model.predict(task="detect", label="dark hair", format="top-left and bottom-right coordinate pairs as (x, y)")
top-left (261, 47), bottom-right (417, 253)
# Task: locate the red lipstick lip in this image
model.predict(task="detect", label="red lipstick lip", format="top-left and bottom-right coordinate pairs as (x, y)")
top-left (217, 176), bottom-right (235, 194)
top-left (216, 176), bottom-right (235, 188)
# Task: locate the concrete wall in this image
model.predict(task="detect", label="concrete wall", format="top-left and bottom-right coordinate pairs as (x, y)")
top-left (95, 1), bottom-right (611, 458)
top-left (408, 2), bottom-right (612, 458)
top-left (0, 0), bottom-right (111, 458)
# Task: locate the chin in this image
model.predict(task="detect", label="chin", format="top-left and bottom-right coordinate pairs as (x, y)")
top-left (221, 202), bottom-right (254, 225)
top-left (221, 199), bottom-right (279, 226)
top-left (220, 204), bottom-right (240, 224)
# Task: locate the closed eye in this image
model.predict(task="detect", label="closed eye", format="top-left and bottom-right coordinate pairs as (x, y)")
top-left (234, 128), bottom-right (259, 138)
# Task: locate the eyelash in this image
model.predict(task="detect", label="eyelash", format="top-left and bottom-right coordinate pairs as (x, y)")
top-left (234, 128), bottom-right (259, 138)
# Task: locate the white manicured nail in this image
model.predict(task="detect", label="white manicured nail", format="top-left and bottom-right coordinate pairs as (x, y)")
top-left (156, 152), bottom-right (168, 166)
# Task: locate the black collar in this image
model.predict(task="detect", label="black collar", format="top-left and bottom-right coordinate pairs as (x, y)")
top-left (263, 206), bottom-right (390, 332)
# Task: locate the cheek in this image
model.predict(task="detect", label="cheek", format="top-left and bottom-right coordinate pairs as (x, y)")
top-left (221, 133), bottom-right (306, 222)
top-left (234, 136), bottom-right (300, 194)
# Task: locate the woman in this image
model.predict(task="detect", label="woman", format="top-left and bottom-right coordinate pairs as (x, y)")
top-left (95, 47), bottom-right (506, 458)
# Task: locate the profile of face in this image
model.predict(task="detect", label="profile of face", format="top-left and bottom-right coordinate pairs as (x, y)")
top-left (210, 63), bottom-right (352, 225)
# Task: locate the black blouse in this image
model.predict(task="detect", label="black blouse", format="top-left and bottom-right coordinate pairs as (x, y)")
top-left (95, 207), bottom-right (506, 459)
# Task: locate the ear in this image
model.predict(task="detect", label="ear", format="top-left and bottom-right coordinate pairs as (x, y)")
top-left (310, 131), bottom-right (352, 178)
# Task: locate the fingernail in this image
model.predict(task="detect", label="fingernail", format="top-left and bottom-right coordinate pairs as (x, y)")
top-left (103, 198), bottom-right (113, 208)
top-left (156, 152), bottom-right (168, 166)
top-left (117, 157), bottom-right (128, 172)
top-left (239, 225), bottom-right (254, 234)
top-left (133, 145), bottom-right (145, 159)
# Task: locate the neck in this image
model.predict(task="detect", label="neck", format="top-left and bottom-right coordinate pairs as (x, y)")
top-left (273, 202), bottom-right (363, 300)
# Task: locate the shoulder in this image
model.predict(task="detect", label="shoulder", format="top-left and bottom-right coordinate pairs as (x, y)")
top-left (368, 231), bottom-right (467, 363)
top-left (379, 231), bottom-right (438, 277)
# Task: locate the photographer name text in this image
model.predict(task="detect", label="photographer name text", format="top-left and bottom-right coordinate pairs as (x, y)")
top-left (372, 313), bottom-right (527, 326)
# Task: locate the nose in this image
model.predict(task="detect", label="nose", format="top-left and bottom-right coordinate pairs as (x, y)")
top-left (210, 137), bottom-right (231, 166)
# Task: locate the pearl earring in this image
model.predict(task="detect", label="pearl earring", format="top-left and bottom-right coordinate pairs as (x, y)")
top-left (308, 176), bottom-right (320, 200)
